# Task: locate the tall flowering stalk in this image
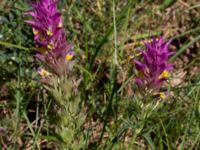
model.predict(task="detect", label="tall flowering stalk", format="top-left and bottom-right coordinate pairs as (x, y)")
top-left (134, 37), bottom-right (173, 97)
top-left (26, 0), bottom-right (85, 148)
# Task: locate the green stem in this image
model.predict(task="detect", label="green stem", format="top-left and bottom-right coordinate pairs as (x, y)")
top-left (0, 41), bottom-right (30, 51)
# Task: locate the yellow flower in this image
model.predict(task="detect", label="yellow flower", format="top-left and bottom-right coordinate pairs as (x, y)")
top-left (66, 53), bottom-right (73, 61)
top-left (46, 28), bottom-right (53, 36)
top-left (38, 69), bottom-right (51, 77)
top-left (47, 43), bottom-right (54, 50)
top-left (159, 70), bottom-right (170, 79)
top-left (39, 47), bottom-right (48, 54)
top-left (159, 92), bottom-right (166, 99)
top-left (33, 28), bottom-right (38, 35)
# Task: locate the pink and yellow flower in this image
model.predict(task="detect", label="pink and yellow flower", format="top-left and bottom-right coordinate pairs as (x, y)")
top-left (26, 0), bottom-right (74, 77)
top-left (134, 37), bottom-right (174, 90)
top-left (25, 0), bottom-right (73, 62)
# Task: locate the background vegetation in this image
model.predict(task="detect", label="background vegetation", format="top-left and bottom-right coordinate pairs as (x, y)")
top-left (0, 0), bottom-right (200, 149)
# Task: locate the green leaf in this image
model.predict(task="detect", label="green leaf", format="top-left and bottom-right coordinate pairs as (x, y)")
top-left (143, 132), bottom-right (156, 150)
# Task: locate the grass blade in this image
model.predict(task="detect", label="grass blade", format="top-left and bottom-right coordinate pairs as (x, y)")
top-left (170, 35), bottom-right (200, 61)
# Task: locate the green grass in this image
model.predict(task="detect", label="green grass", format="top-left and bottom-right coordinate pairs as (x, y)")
top-left (0, 0), bottom-right (200, 149)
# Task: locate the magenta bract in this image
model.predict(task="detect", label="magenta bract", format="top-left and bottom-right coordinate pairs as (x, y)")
top-left (25, 0), bottom-right (73, 61)
top-left (134, 37), bottom-right (174, 90)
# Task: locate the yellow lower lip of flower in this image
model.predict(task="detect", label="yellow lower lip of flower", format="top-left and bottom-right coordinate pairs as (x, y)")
top-left (33, 28), bottom-right (38, 35)
top-left (39, 47), bottom-right (47, 53)
top-left (47, 43), bottom-right (54, 50)
top-left (159, 92), bottom-right (166, 99)
top-left (46, 29), bottom-right (53, 36)
top-left (159, 70), bottom-right (170, 79)
top-left (66, 54), bottom-right (73, 61)
top-left (38, 69), bottom-right (51, 77)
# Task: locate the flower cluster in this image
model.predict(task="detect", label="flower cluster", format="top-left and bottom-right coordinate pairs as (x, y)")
top-left (134, 37), bottom-right (173, 91)
top-left (25, 0), bottom-right (74, 77)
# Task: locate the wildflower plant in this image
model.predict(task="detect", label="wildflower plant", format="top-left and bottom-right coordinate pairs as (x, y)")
top-left (134, 37), bottom-right (174, 98)
top-left (26, 0), bottom-right (85, 148)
